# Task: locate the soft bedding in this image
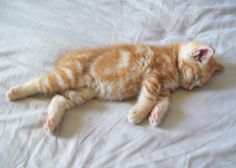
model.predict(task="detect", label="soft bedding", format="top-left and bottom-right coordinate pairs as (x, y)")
top-left (0, 0), bottom-right (236, 167)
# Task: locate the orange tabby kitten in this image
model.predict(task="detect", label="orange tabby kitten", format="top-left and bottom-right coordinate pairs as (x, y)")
top-left (6, 42), bottom-right (223, 134)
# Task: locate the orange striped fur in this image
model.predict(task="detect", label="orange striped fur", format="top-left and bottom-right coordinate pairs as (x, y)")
top-left (6, 42), bottom-right (224, 134)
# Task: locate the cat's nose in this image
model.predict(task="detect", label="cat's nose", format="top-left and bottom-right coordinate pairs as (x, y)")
top-left (184, 82), bottom-right (193, 90)
top-left (187, 85), bottom-right (193, 90)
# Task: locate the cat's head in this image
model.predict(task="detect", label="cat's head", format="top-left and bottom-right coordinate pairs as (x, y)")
top-left (178, 42), bottom-right (224, 90)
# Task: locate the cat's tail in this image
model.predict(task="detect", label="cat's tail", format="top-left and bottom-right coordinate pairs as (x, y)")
top-left (6, 62), bottom-right (83, 101)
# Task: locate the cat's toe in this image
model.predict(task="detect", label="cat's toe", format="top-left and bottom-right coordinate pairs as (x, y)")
top-left (127, 107), bottom-right (145, 124)
top-left (148, 114), bottom-right (161, 127)
top-left (6, 86), bottom-right (22, 101)
top-left (43, 118), bottom-right (56, 134)
top-left (148, 109), bottom-right (161, 127)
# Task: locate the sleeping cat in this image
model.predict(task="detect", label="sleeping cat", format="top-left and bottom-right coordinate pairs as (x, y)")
top-left (6, 41), bottom-right (223, 134)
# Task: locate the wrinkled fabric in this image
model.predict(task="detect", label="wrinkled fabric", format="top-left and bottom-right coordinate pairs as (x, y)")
top-left (0, 0), bottom-right (236, 167)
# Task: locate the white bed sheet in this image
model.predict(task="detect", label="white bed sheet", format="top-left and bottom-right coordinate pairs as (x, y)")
top-left (0, 0), bottom-right (236, 167)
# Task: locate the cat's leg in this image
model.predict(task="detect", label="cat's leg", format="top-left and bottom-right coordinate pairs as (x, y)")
top-left (6, 64), bottom-right (83, 100)
top-left (127, 76), bottom-right (160, 124)
top-left (43, 88), bottom-right (96, 134)
top-left (148, 94), bottom-right (170, 126)
top-left (43, 94), bottom-right (74, 134)
top-left (6, 76), bottom-right (46, 101)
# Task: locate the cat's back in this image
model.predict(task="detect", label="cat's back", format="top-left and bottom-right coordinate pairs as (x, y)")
top-left (55, 44), bottom-right (151, 68)
top-left (54, 44), bottom-right (156, 100)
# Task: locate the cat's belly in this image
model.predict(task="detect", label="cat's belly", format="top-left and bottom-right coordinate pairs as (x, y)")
top-left (89, 49), bottom-right (143, 100)
top-left (94, 77), bottom-right (141, 100)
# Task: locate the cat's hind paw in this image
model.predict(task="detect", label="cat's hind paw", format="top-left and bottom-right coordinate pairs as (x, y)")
top-left (43, 118), bottom-right (58, 134)
top-left (6, 86), bottom-right (23, 101)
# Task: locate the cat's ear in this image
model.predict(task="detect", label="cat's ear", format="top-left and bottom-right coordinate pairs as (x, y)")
top-left (193, 46), bottom-right (214, 63)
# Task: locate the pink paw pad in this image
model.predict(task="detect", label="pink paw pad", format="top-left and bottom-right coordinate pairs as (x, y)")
top-left (148, 108), bottom-right (161, 127)
top-left (43, 118), bottom-right (56, 134)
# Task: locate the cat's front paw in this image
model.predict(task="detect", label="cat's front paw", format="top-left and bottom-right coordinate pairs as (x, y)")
top-left (149, 108), bottom-right (162, 127)
top-left (6, 86), bottom-right (22, 101)
top-left (148, 104), bottom-right (166, 127)
top-left (127, 106), bottom-right (147, 124)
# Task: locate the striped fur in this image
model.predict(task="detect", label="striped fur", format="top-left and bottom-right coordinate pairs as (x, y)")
top-left (6, 42), bottom-right (224, 134)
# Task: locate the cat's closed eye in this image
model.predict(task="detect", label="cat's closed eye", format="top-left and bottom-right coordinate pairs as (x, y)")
top-left (198, 75), bottom-right (204, 80)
